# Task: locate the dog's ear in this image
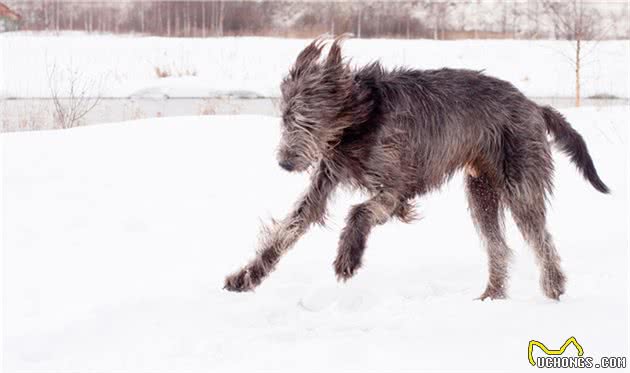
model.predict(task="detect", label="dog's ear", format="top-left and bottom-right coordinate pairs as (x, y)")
top-left (312, 34), bottom-right (359, 153)
top-left (290, 36), bottom-right (327, 79)
top-left (325, 33), bottom-right (351, 68)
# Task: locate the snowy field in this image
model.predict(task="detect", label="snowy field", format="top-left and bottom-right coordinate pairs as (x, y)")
top-left (2, 105), bottom-right (628, 371)
top-left (1, 33), bottom-right (628, 99)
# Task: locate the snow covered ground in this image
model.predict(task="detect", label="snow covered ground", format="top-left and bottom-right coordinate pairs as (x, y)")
top-left (1, 33), bottom-right (628, 99)
top-left (2, 106), bottom-right (627, 371)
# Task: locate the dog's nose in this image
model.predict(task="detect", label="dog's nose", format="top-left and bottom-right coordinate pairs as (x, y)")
top-left (279, 160), bottom-right (295, 171)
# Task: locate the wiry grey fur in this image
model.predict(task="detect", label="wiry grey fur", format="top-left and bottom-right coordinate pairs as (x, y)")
top-left (224, 35), bottom-right (609, 300)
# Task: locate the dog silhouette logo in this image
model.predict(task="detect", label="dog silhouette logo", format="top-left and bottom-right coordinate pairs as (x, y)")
top-left (528, 337), bottom-right (584, 366)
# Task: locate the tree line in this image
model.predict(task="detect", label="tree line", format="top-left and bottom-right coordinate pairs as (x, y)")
top-left (5, 1), bottom-right (629, 40)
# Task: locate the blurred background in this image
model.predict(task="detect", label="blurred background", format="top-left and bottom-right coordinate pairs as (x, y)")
top-left (1, 0), bottom-right (628, 131)
top-left (2, 0), bottom-right (628, 39)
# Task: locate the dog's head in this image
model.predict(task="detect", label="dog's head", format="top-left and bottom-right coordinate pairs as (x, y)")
top-left (277, 35), bottom-right (354, 172)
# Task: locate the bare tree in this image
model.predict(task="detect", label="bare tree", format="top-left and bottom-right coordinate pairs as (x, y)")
top-left (201, 1), bottom-right (207, 37)
top-left (545, 0), bottom-right (603, 106)
top-left (356, 5), bottom-right (362, 38)
top-left (47, 62), bottom-right (103, 129)
top-left (327, 2), bottom-right (335, 35)
top-left (526, 0), bottom-right (542, 39)
top-left (423, 1), bottom-right (452, 40)
top-left (211, 0), bottom-right (225, 36)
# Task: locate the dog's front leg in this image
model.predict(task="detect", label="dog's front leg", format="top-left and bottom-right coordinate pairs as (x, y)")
top-left (334, 191), bottom-right (400, 281)
top-left (224, 165), bottom-right (337, 292)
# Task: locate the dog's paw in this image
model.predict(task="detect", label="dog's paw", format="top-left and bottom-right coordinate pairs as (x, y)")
top-left (333, 252), bottom-right (361, 282)
top-left (476, 285), bottom-right (507, 301)
top-left (541, 265), bottom-right (566, 300)
top-left (224, 268), bottom-right (256, 292)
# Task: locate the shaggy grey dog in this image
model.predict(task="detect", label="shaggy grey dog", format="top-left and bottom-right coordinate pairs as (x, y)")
top-left (224, 35), bottom-right (608, 300)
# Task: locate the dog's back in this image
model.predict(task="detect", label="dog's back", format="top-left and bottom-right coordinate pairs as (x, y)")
top-left (351, 66), bottom-right (544, 195)
top-left (353, 66), bottom-right (606, 198)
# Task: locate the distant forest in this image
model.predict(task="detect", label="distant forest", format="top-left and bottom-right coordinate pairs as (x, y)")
top-left (4, 1), bottom-right (629, 40)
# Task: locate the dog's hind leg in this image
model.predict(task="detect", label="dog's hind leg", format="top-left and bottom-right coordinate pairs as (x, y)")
top-left (507, 192), bottom-right (566, 300)
top-left (224, 164), bottom-right (337, 292)
top-left (333, 191), bottom-right (400, 281)
top-left (466, 173), bottom-right (511, 300)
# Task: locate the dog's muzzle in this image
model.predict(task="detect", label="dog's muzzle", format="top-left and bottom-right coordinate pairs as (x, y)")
top-left (279, 160), bottom-right (295, 172)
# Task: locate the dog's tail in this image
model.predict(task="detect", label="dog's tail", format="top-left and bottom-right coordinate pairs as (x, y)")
top-left (541, 106), bottom-right (609, 194)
